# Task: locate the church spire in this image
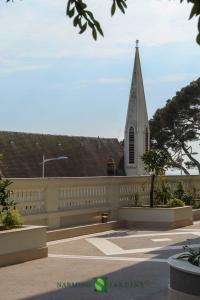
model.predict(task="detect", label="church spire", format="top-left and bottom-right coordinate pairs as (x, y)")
top-left (124, 43), bottom-right (150, 176)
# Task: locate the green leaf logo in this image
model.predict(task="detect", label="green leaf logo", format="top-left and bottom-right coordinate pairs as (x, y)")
top-left (93, 277), bottom-right (107, 292)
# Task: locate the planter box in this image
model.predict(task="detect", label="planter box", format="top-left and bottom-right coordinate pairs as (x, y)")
top-left (193, 209), bottom-right (200, 221)
top-left (118, 206), bottom-right (193, 229)
top-left (168, 254), bottom-right (200, 300)
top-left (0, 225), bottom-right (48, 267)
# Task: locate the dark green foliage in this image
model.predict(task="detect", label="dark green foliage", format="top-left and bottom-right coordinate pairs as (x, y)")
top-left (167, 198), bottom-right (185, 207)
top-left (181, 0), bottom-right (200, 44)
top-left (141, 149), bottom-right (171, 207)
top-left (150, 79), bottom-right (200, 174)
top-left (141, 149), bottom-right (172, 175)
top-left (174, 181), bottom-right (184, 200)
top-left (0, 179), bottom-right (24, 228)
top-left (66, 0), bottom-right (127, 40)
top-left (177, 245), bottom-right (200, 267)
top-left (66, 0), bottom-right (104, 40)
top-left (172, 182), bottom-right (194, 206)
top-left (0, 179), bottom-right (14, 212)
top-left (182, 193), bottom-right (193, 205)
top-left (155, 182), bottom-right (171, 205)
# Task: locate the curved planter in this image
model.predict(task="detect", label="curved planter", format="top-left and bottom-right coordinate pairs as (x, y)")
top-left (168, 254), bottom-right (200, 300)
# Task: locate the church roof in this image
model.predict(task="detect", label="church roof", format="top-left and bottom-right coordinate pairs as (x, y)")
top-left (0, 131), bottom-right (124, 178)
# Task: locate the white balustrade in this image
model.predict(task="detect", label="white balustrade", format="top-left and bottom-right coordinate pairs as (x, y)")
top-left (10, 189), bottom-right (45, 215)
top-left (59, 185), bottom-right (107, 210)
top-left (1, 175), bottom-right (199, 228)
top-left (119, 181), bottom-right (150, 206)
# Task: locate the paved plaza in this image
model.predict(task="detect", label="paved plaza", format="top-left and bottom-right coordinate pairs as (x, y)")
top-left (1, 222), bottom-right (200, 300)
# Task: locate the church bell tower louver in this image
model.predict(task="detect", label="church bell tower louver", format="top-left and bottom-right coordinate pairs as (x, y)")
top-left (124, 41), bottom-right (150, 176)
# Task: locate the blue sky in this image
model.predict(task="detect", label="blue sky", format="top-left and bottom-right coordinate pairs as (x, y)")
top-left (0, 0), bottom-right (199, 144)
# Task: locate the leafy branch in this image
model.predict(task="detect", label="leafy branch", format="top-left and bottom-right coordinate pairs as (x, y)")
top-left (181, 0), bottom-right (200, 44)
top-left (66, 0), bottom-right (127, 40)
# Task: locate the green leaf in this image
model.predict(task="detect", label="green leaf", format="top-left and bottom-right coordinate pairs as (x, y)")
top-left (189, 3), bottom-right (200, 19)
top-left (78, 0), bottom-right (87, 10)
top-left (87, 20), bottom-right (94, 29)
top-left (94, 20), bottom-right (104, 36)
top-left (116, 0), bottom-right (125, 14)
top-left (177, 254), bottom-right (190, 259)
top-left (111, 1), bottom-right (116, 16)
top-left (92, 27), bottom-right (97, 40)
top-left (85, 10), bottom-right (95, 21)
top-left (78, 17), bottom-right (82, 28)
top-left (75, 0), bottom-right (83, 14)
top-left (79, 22), bottom-right (87, 34)
top-left (73, 15), bottom-right (79, 27)
top-left (196, 32), bottom-right (200, 45)
top-left (67, 7), bottom-right (75, 18)
top-left (120, 0), bottom-right (127, 9)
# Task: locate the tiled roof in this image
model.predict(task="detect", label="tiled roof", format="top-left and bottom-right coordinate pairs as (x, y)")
top-left (0, 131), bottom-right (124, 178)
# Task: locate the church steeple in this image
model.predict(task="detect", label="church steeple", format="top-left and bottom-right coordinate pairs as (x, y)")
top-left (124, 42), bottom-right (150, 176)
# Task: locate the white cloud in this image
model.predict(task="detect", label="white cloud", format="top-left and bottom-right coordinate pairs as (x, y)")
top-left (95, 77), bottom-right (127, 85)
top-left (52, 77), bottom-right (128, 90)
top-left (0, 59), bottom-right (49, 74)
top-left (145, 74), bottom-right (188, 85)
top-left (159, 75), bottom-right (187, 83)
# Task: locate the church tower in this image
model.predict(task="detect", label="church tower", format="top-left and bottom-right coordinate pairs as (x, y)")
top-left (124, 41), bottom-right (150, 176)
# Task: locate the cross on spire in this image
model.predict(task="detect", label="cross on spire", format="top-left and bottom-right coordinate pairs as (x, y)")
top-left (136, 40), bottom-right (139, 48)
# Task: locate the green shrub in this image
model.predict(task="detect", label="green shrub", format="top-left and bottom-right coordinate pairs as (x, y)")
top-left (193, 202), bottom-right (200, 209)
top-left (155, 182), bottom-right (171, 205)
top-left (167, 198), bottom-right (185, 207)
top-left (182, 193), bottom-right (193, 206)
top-left (174, 182), bottom-right (184, 200)
top-left (0, 178), bottom-right (24, 229)
top-left (177, 246), bottom-right (200, 267)
top-left (1, 209), bottom-right (24, 228)
top-left (0, 179), bottom-right (14, 211)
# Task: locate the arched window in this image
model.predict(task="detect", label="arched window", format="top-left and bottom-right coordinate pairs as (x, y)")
top-left (129, 127), bottom-right (135, 164)
top-left (145, 127), bottom-right (149, 152)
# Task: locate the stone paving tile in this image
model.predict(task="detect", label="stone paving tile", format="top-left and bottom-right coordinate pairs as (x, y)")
top-left (114, 248), bottom-right (185, 259)
top-left (111, 233), bottom-right (200, 250)
top-left (48, 239), bottom-right (103, 256)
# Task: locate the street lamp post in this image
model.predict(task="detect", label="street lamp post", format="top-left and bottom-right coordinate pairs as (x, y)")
top-left (41, 155), bottom-right (68, 178)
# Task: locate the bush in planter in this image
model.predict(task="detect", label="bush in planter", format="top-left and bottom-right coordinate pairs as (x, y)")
top-left (182, 193), bottom-right (194, 206)
top-left (0, 179), bottom-right (24, 228)
top-left (173, 181), bottom-right (184, 200)
top-left (155, 182), bottom-right (171, 205)
top-left (0, 208), bottom-right (23, 228)
top-left (177, 245), bottom-right (200, 267)
top-left (193, 202), bottom-right (200, 209)
top-left (167, 198), bottom-right (185, 207)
